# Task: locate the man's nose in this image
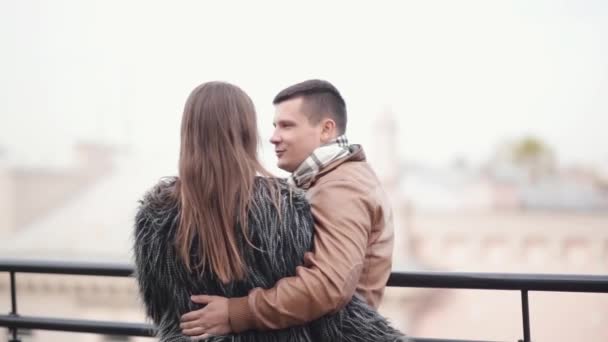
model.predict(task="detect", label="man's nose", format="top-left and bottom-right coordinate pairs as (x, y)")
top-left (269, 130), bottom-right (281, 145)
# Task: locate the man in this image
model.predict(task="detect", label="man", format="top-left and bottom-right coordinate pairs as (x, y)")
top-left (180, 79), bottom-right (395, 338)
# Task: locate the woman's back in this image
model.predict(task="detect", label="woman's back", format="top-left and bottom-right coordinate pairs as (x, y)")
top-left (135, 177), bottom-right (314, 341)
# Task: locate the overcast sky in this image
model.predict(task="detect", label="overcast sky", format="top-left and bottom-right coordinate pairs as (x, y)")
top-left (1, 0), bottom-right (607, 174)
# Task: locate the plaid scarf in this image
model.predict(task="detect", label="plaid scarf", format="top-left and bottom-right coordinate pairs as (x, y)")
top-left (289, 135), bottom-right (351, 189)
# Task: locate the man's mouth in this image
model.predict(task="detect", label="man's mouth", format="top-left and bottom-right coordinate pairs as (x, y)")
top-left (275, 150), bottom-right (285, 157)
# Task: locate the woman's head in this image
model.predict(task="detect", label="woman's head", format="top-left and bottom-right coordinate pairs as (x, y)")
top-left (180, 81), bottom-right (259, 167)
top-left (176, 81), bottom-right (269, 283)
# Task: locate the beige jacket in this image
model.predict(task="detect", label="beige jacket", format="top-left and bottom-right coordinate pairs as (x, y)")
top-left (228, 146), bottom-right (395, 332)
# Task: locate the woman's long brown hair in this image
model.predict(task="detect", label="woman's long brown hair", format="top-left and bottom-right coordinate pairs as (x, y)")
top-left (175, 81), bottom-right (275, 283)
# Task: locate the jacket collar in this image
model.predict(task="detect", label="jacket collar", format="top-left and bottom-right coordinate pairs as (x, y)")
top-left (313, 144), bottom-right (366, 180)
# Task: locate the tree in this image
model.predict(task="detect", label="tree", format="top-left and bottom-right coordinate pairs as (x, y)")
top-left (509, 136), bottom-right (556, 181)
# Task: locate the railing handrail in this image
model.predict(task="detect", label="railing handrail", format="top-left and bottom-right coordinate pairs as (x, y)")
top-left (0, 258), bottom-right (134, 277)
top-left (0, 314), bottom-right (154, 337)
top-left (2, 258), bottom-right (607, 293)
top-left (387, 271), bottom-right (608, 293)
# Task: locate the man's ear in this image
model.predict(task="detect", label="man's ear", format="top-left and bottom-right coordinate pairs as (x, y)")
top-left (320, 118), bottom-right (337, 143)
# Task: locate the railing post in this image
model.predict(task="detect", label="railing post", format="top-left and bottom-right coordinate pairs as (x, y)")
top-left (8, 271), bottom-right (21, 342)
top-left (519, 289), bottom-right (531, 342)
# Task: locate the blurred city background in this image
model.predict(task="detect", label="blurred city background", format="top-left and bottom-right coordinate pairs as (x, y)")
top-left (1, 1), bottom-right (607, 341)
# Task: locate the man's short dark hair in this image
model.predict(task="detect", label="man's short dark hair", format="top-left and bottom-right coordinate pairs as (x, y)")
top-left (273, 79), bottom-right (347, 134)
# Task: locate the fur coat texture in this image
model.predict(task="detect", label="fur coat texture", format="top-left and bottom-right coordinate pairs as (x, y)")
top-left (133, 177), bottom-right (406, 341)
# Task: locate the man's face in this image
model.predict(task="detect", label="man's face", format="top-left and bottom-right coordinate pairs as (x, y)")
top-left (270, 97), bottom-right (323, 172)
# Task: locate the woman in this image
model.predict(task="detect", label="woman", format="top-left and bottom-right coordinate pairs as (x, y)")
top-left (133, 81), bottom-right (405, 341)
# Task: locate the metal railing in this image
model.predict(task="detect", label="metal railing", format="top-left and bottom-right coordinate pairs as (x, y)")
top-left (1, 258), bottom-right (607, 342)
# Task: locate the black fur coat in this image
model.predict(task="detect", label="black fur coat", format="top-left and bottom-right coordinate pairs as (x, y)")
top-left (133, 177), bottom-right (406, 341)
